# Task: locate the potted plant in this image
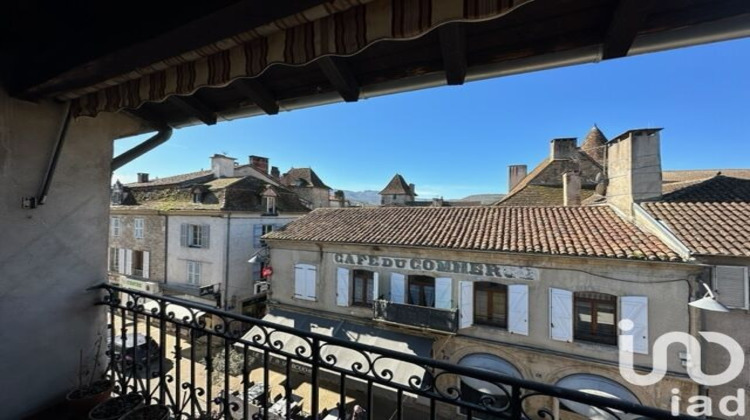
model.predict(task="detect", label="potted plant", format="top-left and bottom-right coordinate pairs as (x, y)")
top-left (119, 404), bottom-right (171, 420)
top-left (65, 335), bottom-right (114, 417)
top-left (89, 392), bottom-right (145, 420)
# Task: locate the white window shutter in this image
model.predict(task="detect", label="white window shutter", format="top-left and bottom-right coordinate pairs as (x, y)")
top-left (435, 277), bottom-right (452, 309)
top-left (294, 265), bottom-right (305, 297)
top-left (715, 266), bottom-right (749, 309)
top-left (253, 224), bottom-right (263, 248)
top-left (390, 273), bottom-right (406, 303)
top-left (549, 288), bottom-right (573, 342)
top-left (336, 267), bottom-right (350, 306)
top-left (620, 296), bottom-right (649, 354)
top-left (201, 224), bottom-right (210, 248)
top-left (372, 272), bottom-right (380, 301)
top-left (124, 249), bottom-right (133, 275)
top-left (459, 280), bottom-right (474, 329)
top-left (305, 266), bottom-right (317, 299)
top-left (118, 248), bottom-right (126, 274)
top-left (142, 251), bottom-right (150, 279)
top-left (180, 224), bottom-right (188, 247)
top-left (508, 284), bottom-right (529, 335)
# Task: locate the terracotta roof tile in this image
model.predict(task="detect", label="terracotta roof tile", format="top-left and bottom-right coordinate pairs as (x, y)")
top-left (265, 206), bottom-right (681, 261)
top-left (643, 202), bottom-right (750, 257)
top-left (125, 170), bottom-right (213, 187)
top-left (281, 168), bottom-right (330, 189)
top-left (379, 174), bottom-right (415, 196)
top-left (662, 169), bottom-right (750, 183)
top-left (660, 176), bottom-right (750, 202)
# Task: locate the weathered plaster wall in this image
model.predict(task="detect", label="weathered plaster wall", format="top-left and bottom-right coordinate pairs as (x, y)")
top-left (166, 215), bottom-right (227, 289)
top-left (0, 89), bottom-right (142, 418)
top-left (109, 212), bottom-right (166, 281)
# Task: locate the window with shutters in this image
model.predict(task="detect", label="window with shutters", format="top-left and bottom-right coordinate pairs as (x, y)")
top-left (294, 264), bottom-right (317, 300)
top-left (714, 265), bottom-right (749, 309)
top-left (109, 247), bottom-right (119, 272)
top-left (266, 196), bottom-right (277, 214)
top-left (352, 270), bottom-right (375, 306)
top-left (134, 218), bottom-right (144, 239)
top-left (187, 261), bottom-right (202, 285)
top-left (574, 292), bottom-right (617, 345)
top-left (111, 217), bottom-right (121, 237)
top-left (181, 223), bottom-right (209, 248)
top-left (132, 250), bottom-right (144, 277)
top-left (474, 282), bottom-right (508, 328)
top-left (408, 275), bottom-right (435, 307)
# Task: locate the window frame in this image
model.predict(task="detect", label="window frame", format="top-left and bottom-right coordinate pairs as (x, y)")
top-left (111, 217), bottom-right (121, 237)
top-left (352, 269), bottom-right (375, 307)
top-left (266, 196), bottom-right (277, 214)
top-left (573, 292), bottom-right (617, 346)
top-left (109, 247), bottom-right (119, 272)
top-left (189, 224), bottom-right (203, 247)
top-left (407, 275), bottom-right (436, 307)
top-left (473, 282), bottom-right (508, 329)
top-left (187, 261), bottom-right (202, 285)
top-left (134, 218), bottom-right (144, 239)
top-left (132, 250), bottom-right (144, 277)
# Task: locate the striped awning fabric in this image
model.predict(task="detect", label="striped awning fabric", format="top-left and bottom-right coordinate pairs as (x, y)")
top-left (54, 0), bottom-right (532, 118)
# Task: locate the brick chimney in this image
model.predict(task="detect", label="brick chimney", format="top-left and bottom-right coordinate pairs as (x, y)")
top-left (249, 155), bottom-right (269, 174)
top-left (270, 166), bottom-right (280, 179)
top-left (508, 165), bottom-right (527, 191)
top-left (211, 154), bottom-right (236, 178)
top-left (606, 129), bottom-right (663, 215)
top-left (136, 173), bottom-right (149, 183)
top-left (550, 138), bottom-right (577, 160)
top-left (563, 171), bottom-right (581, 207)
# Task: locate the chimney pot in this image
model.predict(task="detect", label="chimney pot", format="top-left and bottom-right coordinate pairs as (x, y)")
top-left (563, 171), bottom-right (581, 207)
top-left (550, 138), bottom-right (577, 160)
top-left (606, 129), bottom-right (663, 215)
top-left (508, 165), bottom-right (527, 191)
top-left (211, 154), bottom-right (236, 178)
top-left (136, 173), bottom-right (149, 183)
top-left (270, 166), bottom-right (280, 178)
top-left (249, 155), bottom-right (269, 174)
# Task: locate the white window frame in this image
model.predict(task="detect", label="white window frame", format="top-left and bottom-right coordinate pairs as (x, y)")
top-left (189, 224), bottom-right (203, 247)
top-left (187, 261), bottom-right (202, 285)
top-left (109, 247), bottom-right (119, 272)
top-left (134, 218), bottom-right (144, 239)
top-left (111, 217), bottom-right (121, 237)
top-left (266, 196), bottom-right (277, 214)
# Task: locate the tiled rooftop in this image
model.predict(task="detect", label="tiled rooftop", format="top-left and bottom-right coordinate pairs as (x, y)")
top-left (379, 174), bottom-right (415, 196)
top-left (281, 168), bottom-right (330, 189)
top-left (124, 170), bottom-right (213, 187)
top-left (642, 202), bottom-right (750, 257)
top-left (660, 175), bottom-right (750, 202)
top-left (662, 169), bottom-right (750, 183)
top-left (265, 206), bottom-right (681, 261)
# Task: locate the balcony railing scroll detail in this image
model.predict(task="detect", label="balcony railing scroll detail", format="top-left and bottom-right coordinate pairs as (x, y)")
top-left (372, 299), bottom-right (459, 333)
top-left (93, 284), bottom-right (695, 420)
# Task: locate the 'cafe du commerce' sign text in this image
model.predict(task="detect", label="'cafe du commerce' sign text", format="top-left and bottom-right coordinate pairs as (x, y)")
top-left (334, 253), bottom-right (538, 281)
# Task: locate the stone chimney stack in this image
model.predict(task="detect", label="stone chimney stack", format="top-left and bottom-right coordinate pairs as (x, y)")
top-left (270, 166), bottom-right (280, 179)
top-left (508, 164), bottom-right (527, 191)
top-left (606, 129), bottom-right (663, 216)
top-left (550, 138), bottom-right (577, 160)
top-left (249, 155), bottom-right (269, 174)
top-left (211, 154), bottom-right (236, 178)
top-left (563, 171), bottom-right (581, 207)
top-left (409, 183), bottom-right (416, 197)
top-left (136, 173), bottom-right (149, 183)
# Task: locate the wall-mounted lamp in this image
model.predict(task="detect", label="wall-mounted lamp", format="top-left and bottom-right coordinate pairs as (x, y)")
top-left (248, 247), bottom-right (270, 264)
top-left (688, 281), bottom-right (729, 312)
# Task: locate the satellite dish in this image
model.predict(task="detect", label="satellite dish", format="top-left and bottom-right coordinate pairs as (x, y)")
top-left (688, 282), bottom-right (730, 312)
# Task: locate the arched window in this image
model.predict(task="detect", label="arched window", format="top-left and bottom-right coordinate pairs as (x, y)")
top-left (458, 354), bottom-right (522, 420)
top-left (574, 292), bottom-right (617, 345)
top-left (556, 374), bottom-right (641, 420)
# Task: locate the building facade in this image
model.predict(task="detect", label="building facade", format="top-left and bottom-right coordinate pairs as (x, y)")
top-left (109, 154), bottom-right (311, 315)
top-left (264, 206), bottom-right (707, 417)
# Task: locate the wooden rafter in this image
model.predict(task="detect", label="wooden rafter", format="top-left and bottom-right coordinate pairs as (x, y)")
top-left (233, 79), bottom-right (280, 115)
top-left (602, 0), bottom-right (652, 60)
top-left (317, 56), bottom-right (360, 102)
top-left (439, 24), bottom-right (467, 85)
top-left (167, 95), bottom-right (217, 125)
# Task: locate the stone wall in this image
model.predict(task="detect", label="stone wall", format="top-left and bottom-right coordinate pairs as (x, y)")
top-left (109, 212), bottom-right (166, 281)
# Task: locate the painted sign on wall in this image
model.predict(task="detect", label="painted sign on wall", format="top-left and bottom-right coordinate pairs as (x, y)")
top-left (333, 253), bottom-right (538, 281)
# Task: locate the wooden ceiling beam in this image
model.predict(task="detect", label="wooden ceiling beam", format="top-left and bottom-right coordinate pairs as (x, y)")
top-left (233, 79), bottom-right (279, 115)
top-left (439, 24), bottom-right (467, 85)
top-left (601, 0), bottom-right (652, 60)
top-left (167, 95), bottom-right (217, 125)
top-left (317, 56), bottom-right (360, 102)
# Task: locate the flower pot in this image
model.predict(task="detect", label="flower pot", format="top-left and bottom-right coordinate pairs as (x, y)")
top-left (119, 404), bottom-right (171, 420)
top-left (89, 393), bottom-right (145, 420)
top-left (65, 379), bottom-right (114, 418)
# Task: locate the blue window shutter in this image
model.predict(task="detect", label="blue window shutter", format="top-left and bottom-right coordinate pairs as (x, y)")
top-left (253, 224), bottom-right (263, 248)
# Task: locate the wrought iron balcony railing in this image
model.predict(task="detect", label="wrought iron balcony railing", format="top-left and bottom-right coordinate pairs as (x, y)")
top-left (372, 299), bottom-right (459, 333)
top-left (94, 284), bottom-right (694, 420)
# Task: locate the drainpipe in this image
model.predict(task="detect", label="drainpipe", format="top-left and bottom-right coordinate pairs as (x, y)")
top-left (111, 126), bottom-right (172, 171)
top-left (224, 214), bottom-right (231, 311)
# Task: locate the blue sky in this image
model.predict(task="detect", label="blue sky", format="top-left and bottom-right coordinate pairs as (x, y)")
top-left (113, 37), bottom-right (750, 199)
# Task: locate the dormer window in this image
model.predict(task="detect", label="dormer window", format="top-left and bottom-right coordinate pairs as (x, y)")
top-left (266, 196), bottom-right (276, 214)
